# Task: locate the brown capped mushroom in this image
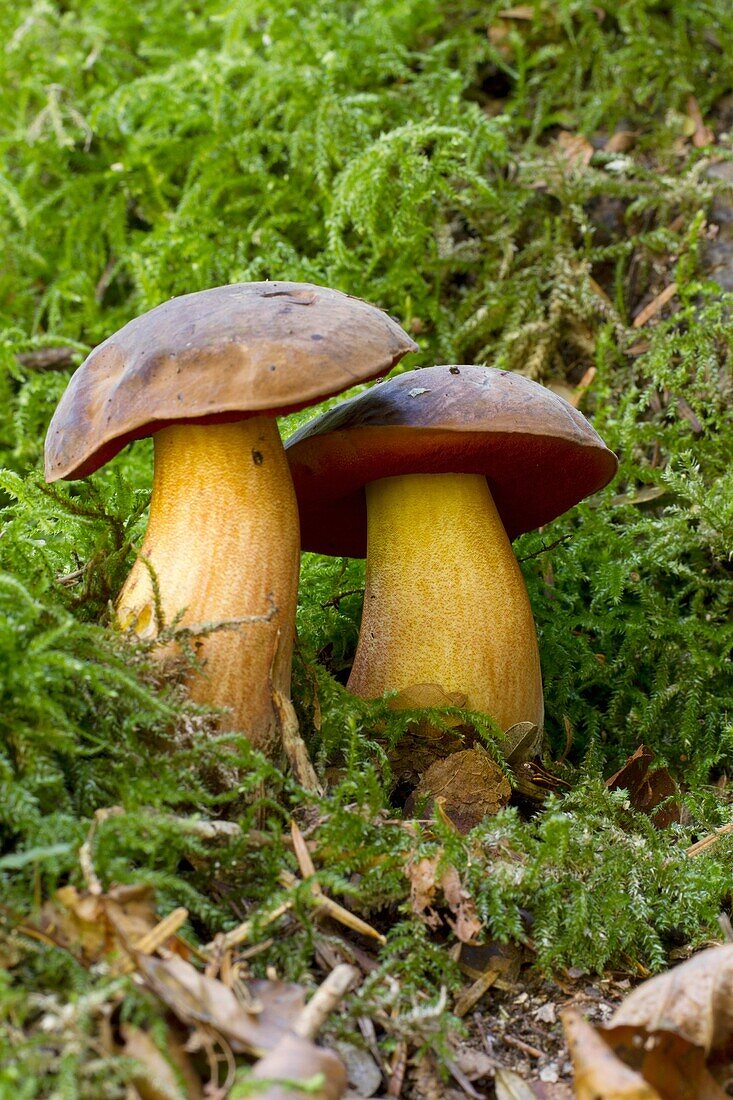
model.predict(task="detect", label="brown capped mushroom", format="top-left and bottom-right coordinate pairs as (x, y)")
top-left (286, 365), bottom-right (617, 733)
top-left (45, 282), bottom-right (416, 756)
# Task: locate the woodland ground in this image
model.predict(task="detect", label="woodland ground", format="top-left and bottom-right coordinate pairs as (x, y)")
top-left (0, 1), bottom-right (732, 1097)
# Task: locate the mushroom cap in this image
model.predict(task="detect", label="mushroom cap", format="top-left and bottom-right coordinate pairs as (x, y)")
top-left (44, 281), bottom-right (417, 481)
top-left (286, 364), bottom-right (618, 556)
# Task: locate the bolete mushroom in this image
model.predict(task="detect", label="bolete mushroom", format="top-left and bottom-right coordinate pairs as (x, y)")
top-left (44, 282), bottom-right (416, 755)
top-left (286, 365), bottom-right (617, 733)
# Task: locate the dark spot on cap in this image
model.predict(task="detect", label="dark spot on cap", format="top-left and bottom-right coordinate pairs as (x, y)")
top-left (252, 449), bottom-right (264, 466)
top-left (449, 366), bottom-right (460, 375)
top-left (310, 333), bottom-right (324, 341)
top-left (269, 364), bottom-right (277, 371)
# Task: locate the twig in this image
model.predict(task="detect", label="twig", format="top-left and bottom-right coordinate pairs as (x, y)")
top-left (387, 1040), bottom-right (408, 1098)
top-left (117, 907), bottom-right (189, 974)
top-left (79, 806), bottom-right (124, 894)
top-left (16, 346), bottom-right (77, 371)
top-left (293, 963), bottom-right (360, 1040)
top-left (454, 964), bottom-right (503, 1017)
top-left (274, 690), bottom-right (323, 795)
top-left (686, 822), bottom-right (733, 857)
top-left (279, 869), bottom-right (386, 945)
top-left (204, 900), bottom-right (293, 954)
top-left (632, 282), bottom-right (678, 328)
top-left (502, 1033), bottom-right (543, 1059)
top-left (518, 534), bottom-right (572, 562)
top-left (320, 587), bottom-right (364, 609)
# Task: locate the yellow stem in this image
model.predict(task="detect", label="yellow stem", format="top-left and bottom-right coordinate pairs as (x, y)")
top-left (117, 418), bottom-right (299, 756)
top-left (347, 473), bottom-right (544, 732)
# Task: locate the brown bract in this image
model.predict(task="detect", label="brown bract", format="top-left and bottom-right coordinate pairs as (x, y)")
top-left (286, 364), bottom-right (618, 556)
top-left (45, 281), bottom-right (416, 481)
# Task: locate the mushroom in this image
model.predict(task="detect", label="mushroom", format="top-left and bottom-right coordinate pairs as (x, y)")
top-left (44, 282), bottom-right (416, 755)
top-left (286, 365), bottom-right (617, 733)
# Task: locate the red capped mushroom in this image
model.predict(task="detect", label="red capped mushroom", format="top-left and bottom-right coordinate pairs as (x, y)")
top-left (286, 365), bottom-right (618, 733)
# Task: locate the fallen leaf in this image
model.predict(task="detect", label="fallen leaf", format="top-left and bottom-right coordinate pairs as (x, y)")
top-left (563, 1009), bottom-right (661, 1099)
top-left (244, 1033), bottom-right (347, 1099)
top-left (503, 721), bottom-right (542, 765)
top-left (440, 863), bottom-right (483, 944)
top-left (563, 946), bottom-right (733, 1099)
top-left (604, 944), bottom-right (733, 1057)
top-left (605, 130), bottom-right (637, 153)
top-left (606, 745), bottom-right (680, 828)
top-left (405, 849), bottom-right (483, 943)
top-left (137, 953), bottom-right (305, 1058)
top-left (494, 1067), bottom-right (543, 1099)
top-left (687, 96), bottom-right (715, 148)
top-left (405, 747), bottom-right (511, 833)
top-left (119, 1024), bottom-right (202, 1100)
top-left (405, 854), bottom-right (442, 929)
top-left (555, 131), bottom-right (594, 172)
top-left (38, 883), bottom-right (171, 967)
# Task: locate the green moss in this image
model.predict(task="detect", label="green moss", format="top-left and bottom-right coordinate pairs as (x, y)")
top-left (1, 0), bottom-right (733, 1091)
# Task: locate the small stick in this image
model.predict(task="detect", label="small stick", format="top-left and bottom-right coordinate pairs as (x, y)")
top-left (291, 819), bottom-right (318, 879)
top-left (502, 1033), bottom-right (543, 1059)
top-left (454, 964), bottom-right (502, 1017)
top-left (294, 963), bottom-right (360, 1040)
top-left (273, 688), bottom-right (323, 796)
top-left (278, 870), bottom-right (386, 945)
top-left (686, 822), bottom-right (733, 857)
top-left (633, 282), bottom-right (678, 328)
top-left (205, 900), bottom-right (293, 953)
top-left (387, 1040), bottom-right (408, 1098)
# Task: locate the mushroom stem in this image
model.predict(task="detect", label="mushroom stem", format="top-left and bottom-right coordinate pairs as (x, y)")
top-left (117, 418), bottom-right (299, 756)
top-left (347, 472), bottom-right (544, 731)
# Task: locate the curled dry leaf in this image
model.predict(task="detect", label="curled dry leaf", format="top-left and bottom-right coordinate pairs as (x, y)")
top-left (563, 1008), bottom-right (661, 1100)
top-left (246, 1033), bottom-right (347, 1100)
top-left (605, 744), bottom-right (680, 828)
top-left (136, 953), bottom-right (305, 1058)
top-left (405, 746), bottom-right (511, 832)
top-left (554, 131), bottom-right (594, 172)
top-left (405, 850), bottom-right (483, 944)
top-left (563, 945), bottom-right (733, 1100)
top-left (36, 883), bottom-right (182, 968)
top-left (118, 1023), bottom-right (203, 1100)
top-left (604, 943), bottom-right (733, 1056)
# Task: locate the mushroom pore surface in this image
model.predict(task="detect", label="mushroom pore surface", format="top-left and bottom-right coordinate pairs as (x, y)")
top-left (347, 472), bottom-right (544, 731)
top-left (117, 418), bottom-right (299, 757)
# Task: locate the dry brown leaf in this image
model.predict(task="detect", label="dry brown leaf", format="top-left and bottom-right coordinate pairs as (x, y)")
top-left (563, 1009), bottom-right (661, 1099)
top-left (405, 747), bottom-right (511, 833)
top-left (119, 1024), bottom-right (202, 1100)
top-left (555, 131), bottom-right (594, 172)
top-left (604, 944), bottom-right (733, 1057)
top-left (605, 130), bottom-right (637, 153)
top-left (38, 883), bottom-right (172, 967)
top-left (136, 953), bottom-right (305, 1058)
top-left (605, 745), bottom-right (680, 828)
top-left (247, 1033), bottom-right (347, 1099)
top-left (439, 863), bottom-right (483, 944)
top-left (687, 96), bottom-right (715, 148)
top-left (494, 1067), bottom-right (545, 1098)
top-left (405, 849), bottom-right (483, 943)
top-left (405, 854), bottom-right (441, 928)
